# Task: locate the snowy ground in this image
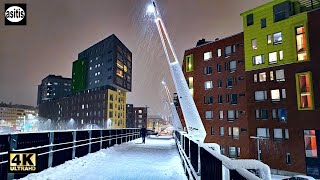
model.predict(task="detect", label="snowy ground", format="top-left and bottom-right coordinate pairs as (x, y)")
top-left (19, 136), bottom-right (186, 180)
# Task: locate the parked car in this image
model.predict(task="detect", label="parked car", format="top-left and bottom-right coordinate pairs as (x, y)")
top-left (283, 175), bottom-right (316, 180)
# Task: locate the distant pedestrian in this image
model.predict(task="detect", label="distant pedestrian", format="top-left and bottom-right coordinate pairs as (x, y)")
top-left (140, 126), bottom-right (147, 144)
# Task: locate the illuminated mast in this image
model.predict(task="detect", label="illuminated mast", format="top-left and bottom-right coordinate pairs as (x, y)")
top-left (149, 1), bottom-right (206, 142)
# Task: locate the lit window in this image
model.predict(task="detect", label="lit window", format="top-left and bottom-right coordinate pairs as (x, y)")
top-left (90, 67), bottom-right (92, 70)
top-left (273, 32), bottom-right (282, 44)
top-left (255, 91), bottom-right (267, 101)
top-left (275, 69), bottom-right (285, 82)
top-left (117, 69), bottom-right (124, 78)
top-left (232, 127), bottom-right (239, 139)
top-left (220, 127), bottom-right (224, 136)
top-left (257, 128), bottom-right (270, 138)
top-left (217, 49), bottom-right (222, 57)
top-left (254, 74), bottom-right (258, 82)
top-left (124, 65), bottom-right (128, 72)
top-left (204, 81), bottom-right (213, 90)
top-left (225, 46), bottom-right (232, 57)
top-left (230, 61), bottom-right (236, 72)
top-left (186, 54), bottom-right (194, 72)
top-left (219, 111), bottom-right (223, 119)
top-left (205, 111), bottom-right (213, 120)
top-left (117, 60), bottom-right (124, 69)
top-left (282, 89), bottom-right (286, 99)
top-left (252, 55), bottom-right (264, 65)
top-left (296, 26), bottom-right (307, 61)
top-left (188, 77), bottom-right (194, 96)
top-left (204, 52), bottom-right (212, 61)
top-left (252, 39), bottom-right (257, 50)
top-left (285, 129), bottom-right (289, 139)
top-left (271, 89), bottom-right (281, 101)
top-left (259, 72), bottom-right (266, 82)
top-left (270, 71), bottom-right (274, 81)
top-left (304, 130), bottom-right (318, 158)
top-left (279, 50), bottom-right (283, 60)
top-left (296, 72), bottom-right (314, 110)
top-left (274, 128), bottom-right (283, 139)
top-left (227, 110), bottom-right (235, 121)
top-left (229, 147), bottom-right (236, 158)
top-left (269, 52), bottom-right (277, 64)
top-left (267, 35), bottom-right (272, 44)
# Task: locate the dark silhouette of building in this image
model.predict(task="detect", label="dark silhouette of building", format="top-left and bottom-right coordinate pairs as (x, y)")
top-left (37, 75), bottom-right (71, 105)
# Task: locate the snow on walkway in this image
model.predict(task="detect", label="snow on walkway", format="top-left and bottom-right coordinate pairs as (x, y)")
top-left (20, 136), bottom-right (187, 180)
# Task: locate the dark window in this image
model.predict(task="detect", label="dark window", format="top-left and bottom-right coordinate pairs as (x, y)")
top-left (211, 127), bottom-right (214, 135)
top-left (204, 66), bottom-right (213, 75)
top-left (260, 109), bottom-right (268, 119)
top-left (286, 153), bottom-right (291, 164)
top-left (225, 62), bottom-right (230, 71)
top-left (239, 93), bottom-right (245, 97)
top-left (247, 13), bottom-right (254, 26)
top-left (217, 64), bottom-right (222, 72)
top-left (204, 96), bottom-right (213, 104)
top-left (226, 78), bottom-right (233, 88)
top-left (238, 76), bottom-right (245, 80)
top-left (261, 18), bottom-right (266, 28)
top-left (218, 80), bottom-right (222, 88)
top-left (226, 94), bottom-right (230, 103)
top-left (231, 94), bottom-right (238, 104)
top-left (218, 95), bottom-right (223, 104)
top-left (273, 1), bottom-right (291, 22)
top-left (278, 108), bottom-right (287, 122)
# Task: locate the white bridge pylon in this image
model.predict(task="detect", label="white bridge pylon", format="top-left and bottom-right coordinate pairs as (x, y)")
top-left (162, 80), bottom-right (183, 131)
top-left (150, 1), bottom-right (206, 142)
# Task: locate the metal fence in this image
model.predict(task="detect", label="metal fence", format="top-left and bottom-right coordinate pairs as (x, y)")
top-left (174, 130), bottom-right (272, 180)
top-left (0, 128), bottom-right (140, 180)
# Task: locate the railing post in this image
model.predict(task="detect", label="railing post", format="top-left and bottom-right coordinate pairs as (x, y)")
top-left (48, 132), bottom-right (54, 168)
top-left (72, 131), bottom-right (76, 159)
top-left (197, 144), bottom-right (201, 176)
top-left (100, 130), bottom-right (102, 150)
top-left (7, 134), bottom-right (18, 180)
top-left (88, 130), bottom-right (92, 153)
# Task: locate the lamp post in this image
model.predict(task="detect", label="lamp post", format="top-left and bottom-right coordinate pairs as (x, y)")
top-left (250, 136), bottom-right (269, 161)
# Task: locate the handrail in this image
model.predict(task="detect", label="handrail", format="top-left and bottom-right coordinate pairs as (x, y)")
top-left (0, 130), bottom-right (140, 165)
top-left (174, 130), bottom-right (272, 180)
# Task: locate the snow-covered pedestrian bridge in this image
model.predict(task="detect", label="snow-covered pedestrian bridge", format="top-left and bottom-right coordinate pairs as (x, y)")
top-left (20, 136), bottom-right (186, 180)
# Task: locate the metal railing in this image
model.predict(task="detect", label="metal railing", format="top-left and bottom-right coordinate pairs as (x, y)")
top-left (0, 128), bottom-right (140, 180)
top-left (173, 130), bottom-right (272, 180)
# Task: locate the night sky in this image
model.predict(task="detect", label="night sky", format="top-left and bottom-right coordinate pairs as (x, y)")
top-left (0, 0), bottom-right (270, 116)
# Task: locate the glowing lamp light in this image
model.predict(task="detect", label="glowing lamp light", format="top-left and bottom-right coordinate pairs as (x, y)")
top-left (162, 80), bottom-right (165, 85)
top-left (147, 4), bottom-right (155, 14)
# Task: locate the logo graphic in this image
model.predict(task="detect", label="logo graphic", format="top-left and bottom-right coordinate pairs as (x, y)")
top-left (8, 152), bottom-right (37, 173)
top-left (5, 4), bottom-right (27, 25)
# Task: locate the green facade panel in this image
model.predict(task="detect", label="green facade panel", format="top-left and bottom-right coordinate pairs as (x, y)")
top-left (241, 0), bottom-right (309, 71)
top-left (72, 58), bottom-right (87, 93)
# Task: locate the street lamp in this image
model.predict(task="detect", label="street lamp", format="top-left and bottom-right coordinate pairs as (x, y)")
top-left (250, 136), bottom-right (269, 161)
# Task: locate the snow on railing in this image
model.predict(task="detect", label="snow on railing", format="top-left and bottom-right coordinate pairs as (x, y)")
top-left (173, 130), bottom-right (272, 180)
